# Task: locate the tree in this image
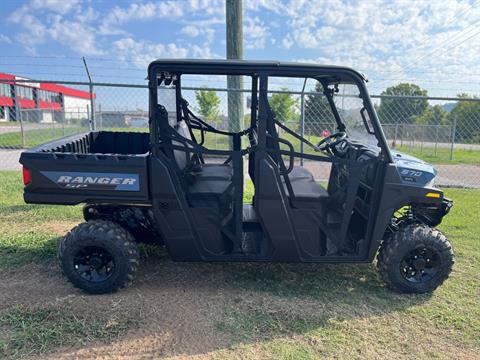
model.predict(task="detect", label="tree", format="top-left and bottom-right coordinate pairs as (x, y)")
top-left (269, 88), bottom-right (299, 123)
top-left (415, 105), bottom-right (449, 125)
top-left (447, 94), bottom-right (480, 142)
top-left (304, 82), bottom-right (335, 131)
top-left (377, 83), bottom-right (428, 124)
top-left (195, 89), bottom-right (221, 120)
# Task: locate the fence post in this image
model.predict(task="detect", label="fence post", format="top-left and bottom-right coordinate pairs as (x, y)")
top-left (299, 78), bottom-right (307, 167)
top-left (410, 125), bottom-right (414, 152)
top-left (449, 116), bottom-right (457, 160)
top-left (19, 110), bottom-right (26, 147)
top-left (400, 123), bottom-right (404, 148)
top-left (393, 123), bottom-right (398, 149)
top-left (420, 126), bottom-right (424, 154)
top-left (89, 84), bottom-right (95, 131)
top-left (86, 104), bottom-right (91, 131)
top-left (62, 109), bottom-right (65, 136)
top-left (98, 103), bottom-right (102, 130)
top-left (50, 111), bottom-right (55, 139)
top-left (300, 92), bottom-right (305, 166)
top-left (434, 125), bottom-right (438, 157)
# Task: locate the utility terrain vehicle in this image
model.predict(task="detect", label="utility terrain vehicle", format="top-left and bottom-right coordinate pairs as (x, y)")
top-left (20, 60), bottom-right (454, 294)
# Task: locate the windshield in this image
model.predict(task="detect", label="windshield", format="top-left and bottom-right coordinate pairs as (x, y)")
top-left (330, 82), bottom-right (380, 149)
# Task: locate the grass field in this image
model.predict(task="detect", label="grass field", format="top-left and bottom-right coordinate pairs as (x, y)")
top-left (394, 145), bottom-right (480, 165)
top-left (0, 127), bottom-right (84, 148)
top-left (0, 170), bottom-right (479, 359)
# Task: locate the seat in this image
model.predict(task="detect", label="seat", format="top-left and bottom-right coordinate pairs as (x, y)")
top-left (289, 166), bottom-right (314, 181)
top-left (189, 163), bottom-right (233, 181)
top-left (171, 119), bottom-right (234, 204)
top-left (173, 120), bottom-right (233, 181)
top-left (188, 178), bottom-right (232, 201)
top-left (282, 166), bottom-right (329, 208)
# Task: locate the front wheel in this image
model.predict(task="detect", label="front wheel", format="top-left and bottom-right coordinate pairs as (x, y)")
top-left (58, 220), bottom-right (140, 294)
top-left (377, 224), bottom-right (454, 293)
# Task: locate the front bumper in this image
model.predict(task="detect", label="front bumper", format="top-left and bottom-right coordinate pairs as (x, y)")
top-left (413, 197), bottom-right (453, 227)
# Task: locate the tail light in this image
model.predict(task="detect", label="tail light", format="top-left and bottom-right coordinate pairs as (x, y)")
top-left (22, 166), bottom-right (31, 186)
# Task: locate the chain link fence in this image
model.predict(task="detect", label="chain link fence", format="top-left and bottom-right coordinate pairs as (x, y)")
top-left (0, 79), bottom-right (479, 188)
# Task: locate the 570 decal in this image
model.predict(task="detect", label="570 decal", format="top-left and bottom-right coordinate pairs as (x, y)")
top-left (400, 169), bottom-right (423, 177)
top-left (399, 168), bottom-right (424, 183)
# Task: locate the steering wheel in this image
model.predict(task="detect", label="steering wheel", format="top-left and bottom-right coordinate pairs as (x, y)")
top-left (316, 131), bottom-right (347, 155)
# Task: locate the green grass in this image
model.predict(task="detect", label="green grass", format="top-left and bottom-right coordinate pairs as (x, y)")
top-left (0, 126), bottom-right (152, 148)
top-left (0, 122), bottom-right (20, 126)
top-left (0, 305), bottom-right (132, 359)
top-left (0, 172), bottom-right (82, 268)
top-left (0, 171), bottom-right (479, 359)
top-left (0, 127), bottom-right (84, 147)
top-left (214, 187), bottom-right (480, 359)
top-left (394, 145), bottom-right (480, 165)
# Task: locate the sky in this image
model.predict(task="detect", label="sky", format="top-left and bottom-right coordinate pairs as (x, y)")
top-left (0, 0), bottom-right (479, 98)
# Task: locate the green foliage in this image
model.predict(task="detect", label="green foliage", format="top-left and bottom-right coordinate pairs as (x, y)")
top-left (377, 83), bottom-right (428, 124)
top-left (448, 96), bottom-right (480, 142)
top-left (195, 89), bottom-right (221, 120)
top-left (304, 82), bottom-right (335, 130)
top-left (415, 105), bottom-right (449, 125)
top-left (269, 88), bottom-right (299, 123)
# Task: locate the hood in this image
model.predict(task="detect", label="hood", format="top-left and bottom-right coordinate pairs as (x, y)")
top-left (391, 150), bottom-right (437, 186)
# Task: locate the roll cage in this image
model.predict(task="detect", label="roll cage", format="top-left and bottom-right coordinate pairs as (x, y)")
top-left (145, 59), bottom-right (400, 262)
top-left (148, 59), bottom-right (393, 163)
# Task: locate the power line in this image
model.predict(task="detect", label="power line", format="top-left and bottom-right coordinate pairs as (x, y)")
top-left (383, 1), bottom-right (480, 80)
top-left (400, 21), bottom-right (480, 74)
top-left (400, 0), bottom-right (479, 63)
top-left (433, 0), bottom-right (478, 30)
top-left (361, 69), bottom-right (480, 76)
top-left (0, 54), bottom-right (147, 65)
top-left (0, 62), bottom-right (147, 71)
top-left (372, 78), bottom-right (480, 85)
top-left (0, 63), bottom-right (85, 68)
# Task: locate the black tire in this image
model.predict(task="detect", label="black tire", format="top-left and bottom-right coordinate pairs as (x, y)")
top-left (58, 220), bottom-right (139, 294)
top-left (377, 224), bottom-right (454, 293)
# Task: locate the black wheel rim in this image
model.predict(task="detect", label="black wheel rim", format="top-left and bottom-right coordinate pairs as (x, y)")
top-left (400, 247), bottom-right (440, 283)
top-left (73, 246), bottom-right (115, 282)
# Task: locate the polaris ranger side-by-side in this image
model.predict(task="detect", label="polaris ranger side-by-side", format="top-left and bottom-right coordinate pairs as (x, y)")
top-left (20, 60), bottom-right (453, 294)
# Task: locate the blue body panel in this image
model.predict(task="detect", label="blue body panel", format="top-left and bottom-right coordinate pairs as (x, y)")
top-left (391, 150), bottom-right (437, 186)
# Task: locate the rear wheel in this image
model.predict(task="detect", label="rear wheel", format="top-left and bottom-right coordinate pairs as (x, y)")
top-left (83, 205), bottom-right (163, 244)
top-left (59, 220), bottom-right (139, 294)
top-left (377, 224), bottom-right (454, 293)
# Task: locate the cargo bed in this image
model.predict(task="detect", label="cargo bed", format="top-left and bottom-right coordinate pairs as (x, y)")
top-left (20, 131), bottom-right (151, 205)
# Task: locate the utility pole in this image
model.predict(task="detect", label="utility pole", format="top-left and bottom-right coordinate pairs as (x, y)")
top-left (226, 0), bottom-right (244, 138)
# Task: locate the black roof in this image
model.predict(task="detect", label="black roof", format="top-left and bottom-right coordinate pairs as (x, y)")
top-left (148, 59), bottom-right (367, 82)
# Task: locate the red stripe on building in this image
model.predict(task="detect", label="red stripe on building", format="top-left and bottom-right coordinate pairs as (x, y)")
top-left (0, 73), bottom-right (15, 80)
top-left (40, 83), bottom-right (93, 100)
top-left (18, 99), bottom-right (36, 109)
top-left (39, 101), bottom-right (62, 110)
top-left (0, 73), bottom-right (14, 85)
top-left (0, 97), bottom-right (13, 106)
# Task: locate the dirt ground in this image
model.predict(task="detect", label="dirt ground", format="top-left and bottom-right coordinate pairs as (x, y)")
top-left (0, 174), bottom-right (479, 359)
top-left (0, 254), bottom-right (239, 359)
top-left (3, 255), bottom-right (479, 360)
